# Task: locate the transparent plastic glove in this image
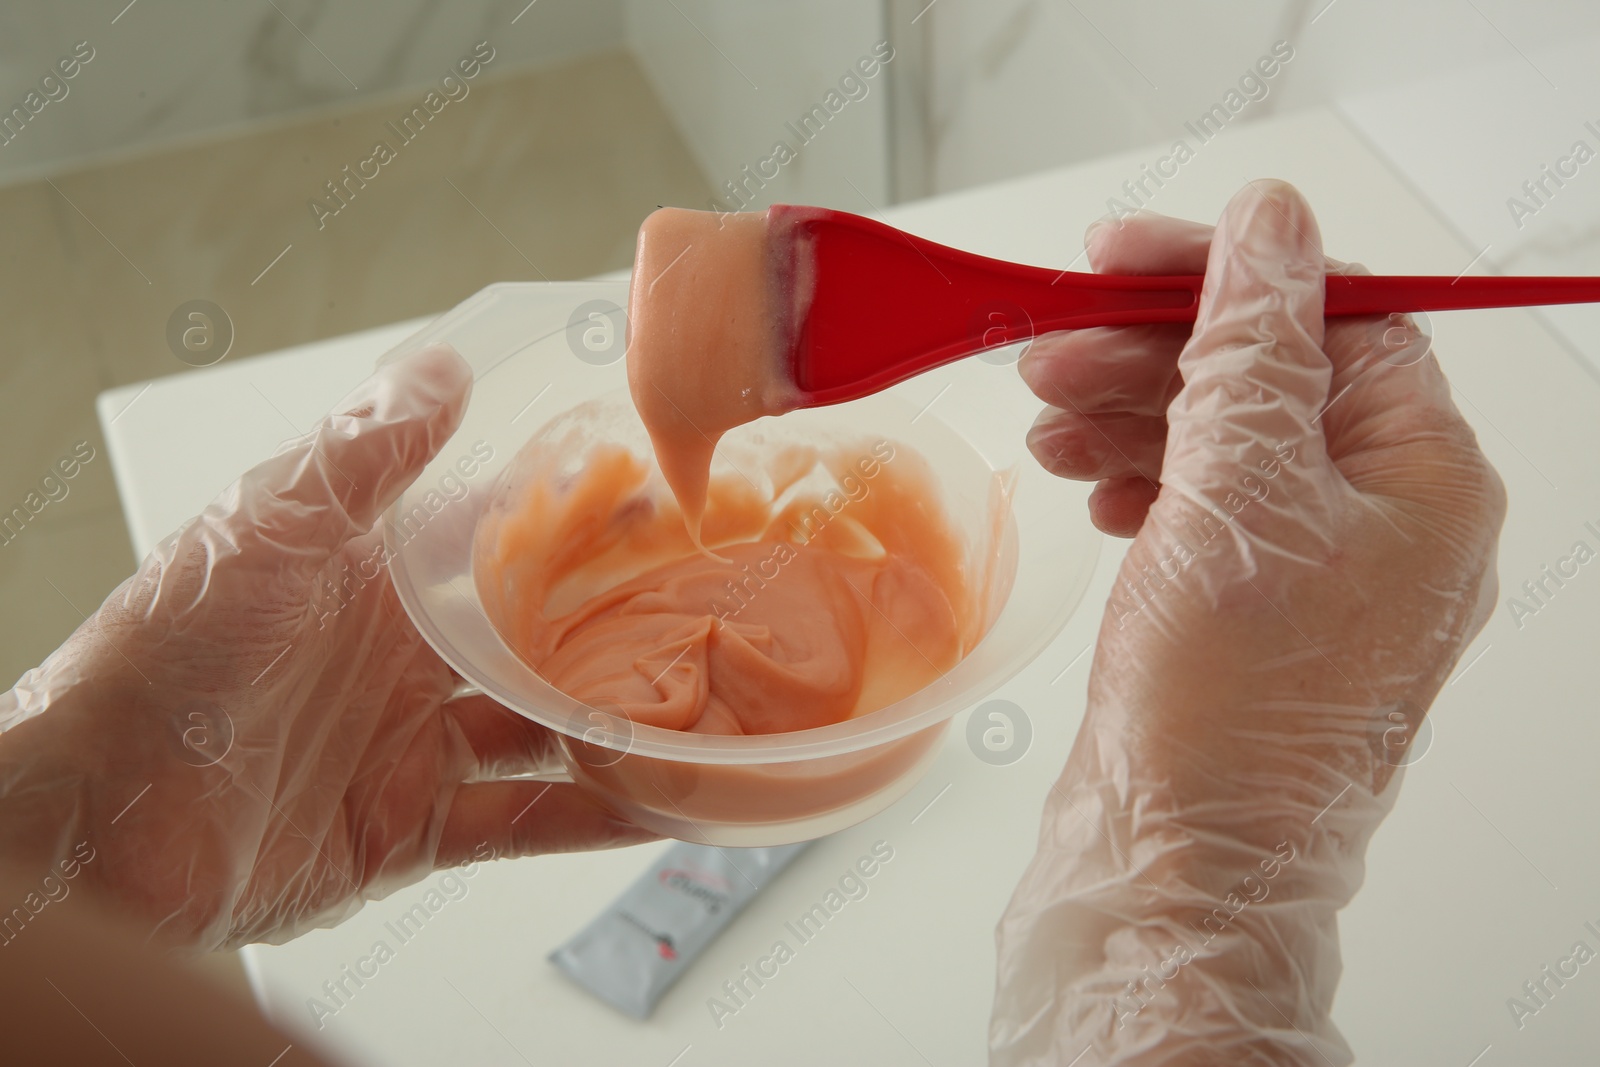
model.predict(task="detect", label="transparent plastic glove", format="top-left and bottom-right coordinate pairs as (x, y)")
top-left (992, 182), bottom-right (1505, 1065)
top-left (0, 345), bottom-right (654, 951)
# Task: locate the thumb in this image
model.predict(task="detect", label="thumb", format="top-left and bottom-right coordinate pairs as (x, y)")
top-left (436, 781), bottom-right (658, 867)
top-left (1162, 180), bottom-right (1333, 511)
top-left (218, 343), bottom-right (473, 572)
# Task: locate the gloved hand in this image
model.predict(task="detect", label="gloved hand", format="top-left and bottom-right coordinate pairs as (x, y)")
top-left (992, 181), bottom-right (1505, 1065)
top-left (0, 345), bottom-right (654, 952)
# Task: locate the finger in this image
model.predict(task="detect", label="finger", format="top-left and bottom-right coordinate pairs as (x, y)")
top-left (1319, 312), bottom-right (1497, 537)
top-left (445, 695), bottom-right (563, 780)
top-left (1084, 212), bottom-right (1214, 276)
top-left (1026, 407), bottom-right (1165, 482)
top-left (1163, 179), bottom-right (1333, 502)
top-left (223, 344), bottom-right (473, 573)
top-left (1319, 310), bottom-right (1440, 445)
top-left (1015, 214), bottom-right (1211, 428)
top-left (1020, 323), bottom-right (1188, 416)
top-left (1318, 263), bottom-right (1458, 448)
top-left (1088, 477), bottom-right (1161, 538)
top-left (435, 781), bottom-right (658, 867)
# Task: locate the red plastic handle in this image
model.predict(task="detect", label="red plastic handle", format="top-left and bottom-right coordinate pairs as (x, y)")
top-left (1322, 273), bottom-right (1600, 316)
top-left (1049, 272), bottom-right (1600, 329)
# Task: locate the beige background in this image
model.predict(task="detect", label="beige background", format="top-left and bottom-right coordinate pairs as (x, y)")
top-left (0, 48), bottom-right (712, 700)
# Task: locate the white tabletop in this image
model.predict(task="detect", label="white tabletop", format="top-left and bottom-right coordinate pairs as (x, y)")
top-left (99, 106), bottom-right (1600, 1066)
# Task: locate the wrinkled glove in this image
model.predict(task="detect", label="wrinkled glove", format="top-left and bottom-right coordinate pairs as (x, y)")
top-left (992, 181), bottom-right (1506, 1065)
top-left (0, 345), bottom-right (654, 952)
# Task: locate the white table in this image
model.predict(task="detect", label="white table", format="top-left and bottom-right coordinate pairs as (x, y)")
top-left (100, 107), bottom-right (1600, 1066)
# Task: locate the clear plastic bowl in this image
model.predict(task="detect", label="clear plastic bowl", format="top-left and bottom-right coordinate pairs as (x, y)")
top-left (379, 280), bottom-right (1101, 845)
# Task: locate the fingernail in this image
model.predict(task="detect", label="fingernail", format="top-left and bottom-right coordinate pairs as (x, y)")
top-left (1236, 179), bottom-right (1321, 263)
top-left (1083, 219), bottom-right (1111, 256)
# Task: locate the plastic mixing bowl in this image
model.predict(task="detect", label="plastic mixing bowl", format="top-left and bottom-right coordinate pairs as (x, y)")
top-left (379, 280), bottom-right (1100, 845)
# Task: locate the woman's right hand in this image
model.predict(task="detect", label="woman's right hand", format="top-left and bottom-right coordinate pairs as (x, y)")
top-left (992, 181), bottom-right (1506, 1065)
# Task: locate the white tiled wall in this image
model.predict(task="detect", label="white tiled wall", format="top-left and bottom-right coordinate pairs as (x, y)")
top-left (920, 0), bottom-right (1600, 195)
top-left (622, 0), bottom-right (893, 212)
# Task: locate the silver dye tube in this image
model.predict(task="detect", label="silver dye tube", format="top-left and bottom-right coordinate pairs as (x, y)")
top-left (549, 841), bottom-right (813, 1018)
